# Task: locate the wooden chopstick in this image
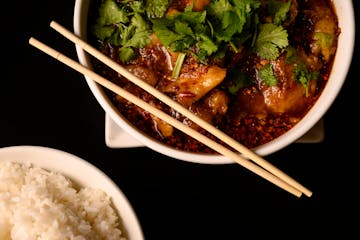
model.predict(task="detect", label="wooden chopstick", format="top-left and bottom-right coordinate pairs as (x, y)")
top-left (28, 21), bottom-right (312, 197)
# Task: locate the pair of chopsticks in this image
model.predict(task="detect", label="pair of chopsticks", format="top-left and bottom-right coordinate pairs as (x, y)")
top-left (29, 21), bottom-right (312, 198)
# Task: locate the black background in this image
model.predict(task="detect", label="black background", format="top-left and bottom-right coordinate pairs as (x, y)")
top-left (1, 0), bottom-right (359, 239)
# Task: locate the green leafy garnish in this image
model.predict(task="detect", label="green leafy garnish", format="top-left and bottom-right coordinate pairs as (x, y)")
top-left (314, 32), bottom-right (335, 61)
top-left (254, 23), bottom-right (289, 60)
top-left (227, 70), bottom-right (251, 94)
top-left (91, 0), bottom-right (292, 75)
top-left (314, 32), bottom-right (334, 48)
top-left (267, 0), bottom-right (291, 25)
top-left (258, 64), bottom-right (278, 86)
top-left (293, 62), bottom-right (319, 96)
top-left (285, 46), bottom-right (298, 64)
top-left (152, 7), bottom-right (216, 62)
top-left (172, 53), bottom-right (186, 78)
top-left (152, 0), bottom-right (262, 61)
top-left (145, 0), bottom-right (173, 19)
top-left (92, 0), bottom-right (128, 41)
top-left (207, 0), bottom-right (261, 50)
top-left (92, 0), bottom-right (151, 63)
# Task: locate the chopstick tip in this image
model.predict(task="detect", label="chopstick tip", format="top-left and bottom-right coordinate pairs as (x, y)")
top-left (28, 37), bottom-right (36, 45)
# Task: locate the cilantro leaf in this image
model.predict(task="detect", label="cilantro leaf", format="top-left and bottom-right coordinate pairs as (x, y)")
top-left (174, 21), bottom-right (194, 37)
top-left (207, 0), bottom-right (233, 20)
top-left (92, 0), bottom-right (129, 41)
top-left (92, 0), bottom-right (151, 63)
top-left (293, 62), bottom-right (319, 96)
top-left (177, 6), bottom-right (207, 24)
top-left (227, 70), bottom-right (251, 95)
top-left (233, 0), bottom-right (261, 10)
top-left (254, 23), bottom-right (288, 60)
top-left (151, 19), bottom-right (186, 48)
top-left (145, 0), bottom-right (172, 19)
top-left (267, 0), bottom-right (291, 25)
top-left (196, 34), bottom-right (218, 60)
top-left (152, 9), bottom-right (214, 60)
top-left (97, 0), bottom-right (128, 25)
top-left (285, 46), bottom-right (298, 64)
top-left (92, 25), bottom-right (117, 41)
top-left (259, 64), bottom-right (278, 86)
top-left (122, 30), bottom-right (151, 49)
top-left (207, 0), bottom-right (260, 44)
top-left (119, 47), bottom-right (135, 63)
top-left (314, 32), bottom-right (335, 61)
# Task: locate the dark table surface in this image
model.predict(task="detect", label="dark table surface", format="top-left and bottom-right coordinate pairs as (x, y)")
top-left (1, 0), bottom-right (359, 239)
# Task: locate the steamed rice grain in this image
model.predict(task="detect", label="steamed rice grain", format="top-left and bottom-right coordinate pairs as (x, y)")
top-left (0, 161), bottom-right (126, 240)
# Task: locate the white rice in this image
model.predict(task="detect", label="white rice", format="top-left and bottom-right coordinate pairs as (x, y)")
top-left (0, 161), bottom-right (126, 240)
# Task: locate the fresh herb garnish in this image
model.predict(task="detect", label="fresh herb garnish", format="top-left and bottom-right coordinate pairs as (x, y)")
top-left (206, 0), bottom-right (261, 51)
top-left (172, 53), bottom-right (186, 78)
top-left (314, 32), bottom-right (335, 61)
top-left (227, 70), bottom-right (251, 95)
top-left (92, 0), bottom-right (151, 63)
top-left (254, 23), bottom-right (289, 60)
top-left (284, 46), bottom-right (320, 95)
top-left (92, 0), bottom-right (291, 78)
top-left (259, 64), bottom-right (278, 86)
top-left (145, 0), bottom-right (173, 19)
top-left (293, 62), bottom-right (319, 96)
top-left (267, 0), bottom-right (291, 25)
top-left (91, 0), bottom-right (128, 41)
top-left (152, 6), bottom-right (216, 62)
top-left (285, 46), bottom-right (298, 64)
top-left (151, 6), bottom-right (219, 77)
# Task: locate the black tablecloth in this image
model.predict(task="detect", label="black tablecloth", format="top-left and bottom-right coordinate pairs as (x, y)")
top-left (1, 1), bottom-right (359, 238)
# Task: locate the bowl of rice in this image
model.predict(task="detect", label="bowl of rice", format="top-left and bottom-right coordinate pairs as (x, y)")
top-left (0, 145), bottom-right (144, 240)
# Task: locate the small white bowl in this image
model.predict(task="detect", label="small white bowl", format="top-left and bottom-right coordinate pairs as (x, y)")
top-left (0, 145), bottom-right (144, 240)
top-left (73, 0), bottom-right (355, 164)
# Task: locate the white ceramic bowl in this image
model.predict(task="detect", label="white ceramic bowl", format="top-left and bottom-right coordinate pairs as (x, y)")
top-left (0, 145), bottom-right (144, 240)
top-left (73, 0), bottom-right (355, 164)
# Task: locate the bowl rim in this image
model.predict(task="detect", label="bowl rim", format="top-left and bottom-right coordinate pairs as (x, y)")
top-left (0, 145), bottom-right (145, 240)
top-left (73, 0), bottom-right (355, 164)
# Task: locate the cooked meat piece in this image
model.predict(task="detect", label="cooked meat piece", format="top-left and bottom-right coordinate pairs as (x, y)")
top-left (289, 0), bottom-right (339, 62)
top-left (125, 65), bottom-right (158, 86)
top-left (159, 63), bottom-right (227, 107)
top-left (148, 101), bottom-right (174, 138)
top-left (231, 54), bottom-right (317, 118)
top-left (204, 89), bottom-right (229, 115)
top-left (184, 89), bottom-right (229, 130)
